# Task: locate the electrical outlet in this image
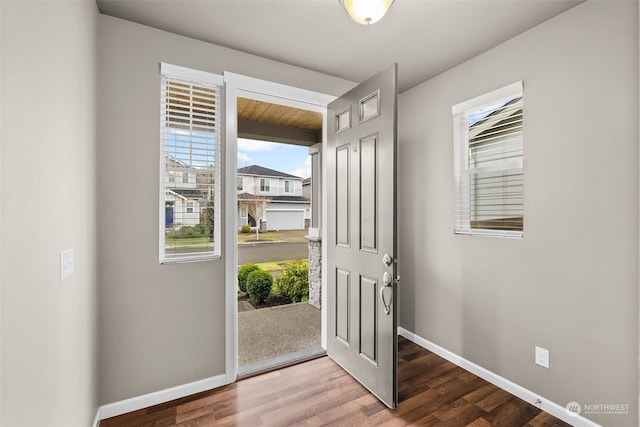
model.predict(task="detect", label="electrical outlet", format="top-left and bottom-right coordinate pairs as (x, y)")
top-left (535, 346), bottom-right (549, 368)
top-left (60, 249), bottom-right (74, 282)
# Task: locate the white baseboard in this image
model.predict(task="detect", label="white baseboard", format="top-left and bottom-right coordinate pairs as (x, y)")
top-left (92, 407), bottom-right (101, 427)
top-left (398, 327), bottom-right (601, 427)
top-left (96, 374), bottom-right (227, 422)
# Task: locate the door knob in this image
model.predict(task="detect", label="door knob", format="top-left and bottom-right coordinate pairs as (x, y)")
top-left (383, 271), bottom-right (392, 286)
top-left (381, 272), bottom-right (392, 315)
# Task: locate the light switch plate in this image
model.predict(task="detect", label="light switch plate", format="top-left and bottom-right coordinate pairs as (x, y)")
top-left (535, 346), bottom-right (549, 368)
top-left (60, 249), bottom-right (74, 282)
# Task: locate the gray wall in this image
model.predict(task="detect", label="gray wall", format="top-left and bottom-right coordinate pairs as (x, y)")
top-left (398, 1), bottom-right (638, 426)
top-left (97, 15), bottom-right (354, 404)
top-left (0, 1), bottom-right (99, 426)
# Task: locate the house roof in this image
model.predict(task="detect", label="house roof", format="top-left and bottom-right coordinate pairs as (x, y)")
top-left (236, 193), bottom-right (309, 204)
top-left (165, 153), bottom-right (189, 168)
top-left (237, 192), bottom-right (270, 201)
top-left (303, 178), bottom-right (311, 185)
top-left (469, 97), bottom-right (523, 140)
top-left (238, 165), bottom-right (302, 179)
top-left (270, 196), bottom-right (310, 203)
top-left (168, 188), bottom-right (205, 200)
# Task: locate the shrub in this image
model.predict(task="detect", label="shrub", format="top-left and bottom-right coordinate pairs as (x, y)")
top-left (165, 225), bottom-right (205, 238)
top-left (275, 260), bottom-right (309, 302)
top-left (238, 263), bottom-right (260, 293)
top-left (241, 224), bottom-right (251, 234)
top-left (193, 223), bottom-right (206, 235)
top-left (181, 225), bottom-right (196, 237)
top-left (246, 270), bottom-right (273, 304)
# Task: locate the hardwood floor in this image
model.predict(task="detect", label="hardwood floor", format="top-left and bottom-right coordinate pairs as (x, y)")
top-left (101, 337), bottom-right (571, 426)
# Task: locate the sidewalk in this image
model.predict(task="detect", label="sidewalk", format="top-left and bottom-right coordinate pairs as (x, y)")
top-left (238, 302), bottom-right (322, 371)
top-left (237, 229), bottom-right (309, 245)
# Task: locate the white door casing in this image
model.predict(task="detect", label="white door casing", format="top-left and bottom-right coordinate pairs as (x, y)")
top-left (223, 72), bottom-right (334, 383)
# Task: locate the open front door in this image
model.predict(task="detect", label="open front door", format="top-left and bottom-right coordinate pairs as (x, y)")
top-left (326, 64), bottom-right (398, 408)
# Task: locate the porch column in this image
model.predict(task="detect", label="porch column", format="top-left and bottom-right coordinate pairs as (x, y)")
top-left (307, 145), bottom-right (322, 309)
top-left (306, 229), bottom-right (321, 309)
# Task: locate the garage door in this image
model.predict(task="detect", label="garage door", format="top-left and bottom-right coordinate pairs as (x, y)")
top-left (265, 209), bottom-right (305, 231)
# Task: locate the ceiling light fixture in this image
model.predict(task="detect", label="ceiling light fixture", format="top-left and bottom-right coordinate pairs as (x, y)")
top-left (340, 0), bottom-right (395, 25)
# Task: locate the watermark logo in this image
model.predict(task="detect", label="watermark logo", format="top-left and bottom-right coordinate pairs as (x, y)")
top-left (565, 401), bottom-right (581, 417)
top-left (565, 401), bottom-right (630, 417)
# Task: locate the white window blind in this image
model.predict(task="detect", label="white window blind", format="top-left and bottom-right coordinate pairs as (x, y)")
top-left (453, 81), bottom-right (524, 238)
top-left (160, 63), bottom-right (223, 262)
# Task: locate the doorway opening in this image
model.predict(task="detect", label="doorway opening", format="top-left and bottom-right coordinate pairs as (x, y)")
top-left (235, 96), bottom-right (324, 377)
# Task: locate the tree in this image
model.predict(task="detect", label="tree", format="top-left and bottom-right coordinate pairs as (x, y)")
top-left (241, 196), bottom-right (268, 240)
top-left (200, 200), bottom-right (215, 242)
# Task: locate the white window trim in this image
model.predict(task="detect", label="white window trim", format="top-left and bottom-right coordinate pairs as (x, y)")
top-left (161, 63), bottom-right (223, 87)
top-left (452, 81), bottom-right (523, 116)
top-left (452, 81), bottom-right (524, 239)
top-left (159, 62), bottom-right (223, 263)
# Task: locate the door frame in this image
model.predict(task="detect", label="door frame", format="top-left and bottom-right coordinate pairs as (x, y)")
top-left (223, 72), bottom-right (336, 382)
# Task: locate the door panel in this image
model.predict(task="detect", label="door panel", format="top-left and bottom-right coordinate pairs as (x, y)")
top-left (359, 134), bottom-right (378, 252)
top-left (327, 64), bottom-right (398, 408)
top-left (359, 275), bottom-right (378, 363)
top-left (335, 268), bottom-right (350, 344)
top-left (336, 143), bottom-right (351, 247)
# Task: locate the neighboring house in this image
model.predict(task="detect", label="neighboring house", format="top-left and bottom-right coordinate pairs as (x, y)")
top-left (237, 165), bottom-right (310, 231)
top-left (302, 177), bottom-right (311, 200)
top-left (165, 154), bottom-right (213, 228)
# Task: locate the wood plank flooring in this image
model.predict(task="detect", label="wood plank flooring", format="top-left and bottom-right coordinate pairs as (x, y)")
top-left (101, 337), bottom-right (571, 426)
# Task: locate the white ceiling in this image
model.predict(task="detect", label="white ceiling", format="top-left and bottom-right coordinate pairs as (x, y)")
top-left (96, 0), bottom-right (583, 93)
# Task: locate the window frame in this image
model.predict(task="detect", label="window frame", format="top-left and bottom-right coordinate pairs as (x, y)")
top-left (159, 63), bottom-right (223, 263)
top-left (452, 81), bottom-right (524, 238)
top-left (259, 178), bottom-right (271, 193)
top-left (284, 179), bottom-right (294, 194)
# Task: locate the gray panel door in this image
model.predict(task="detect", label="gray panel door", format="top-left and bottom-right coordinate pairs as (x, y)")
top-left (327, 64), bottom-right (398, 408)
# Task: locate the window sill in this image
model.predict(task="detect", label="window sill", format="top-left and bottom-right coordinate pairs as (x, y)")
top-left (161, 254), bottom-right (221, 264)
top-left (454, 230), bottom-right (523, 239)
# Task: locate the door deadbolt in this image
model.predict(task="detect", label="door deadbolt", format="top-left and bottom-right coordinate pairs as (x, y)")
top-left (382, 253), bottom-right (392, 266)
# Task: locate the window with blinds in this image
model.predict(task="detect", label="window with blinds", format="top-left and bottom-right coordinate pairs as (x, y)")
top-left (452, 81), bottom-right (524, 238)
top-left (160, 63), bottom-right (223, 262)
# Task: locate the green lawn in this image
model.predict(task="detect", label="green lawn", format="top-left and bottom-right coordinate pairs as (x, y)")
top-left (254, 260), bottom-right (292, 272)
top-left (236, 232), bottom-right (280, 243)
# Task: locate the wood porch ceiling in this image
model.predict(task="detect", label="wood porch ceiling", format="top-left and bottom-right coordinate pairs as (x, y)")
top-left (237, 97), bottom-right (322, 131)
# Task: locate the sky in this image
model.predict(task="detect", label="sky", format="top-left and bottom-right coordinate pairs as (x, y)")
top-left (237, 138), bottom-right (311, 178)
